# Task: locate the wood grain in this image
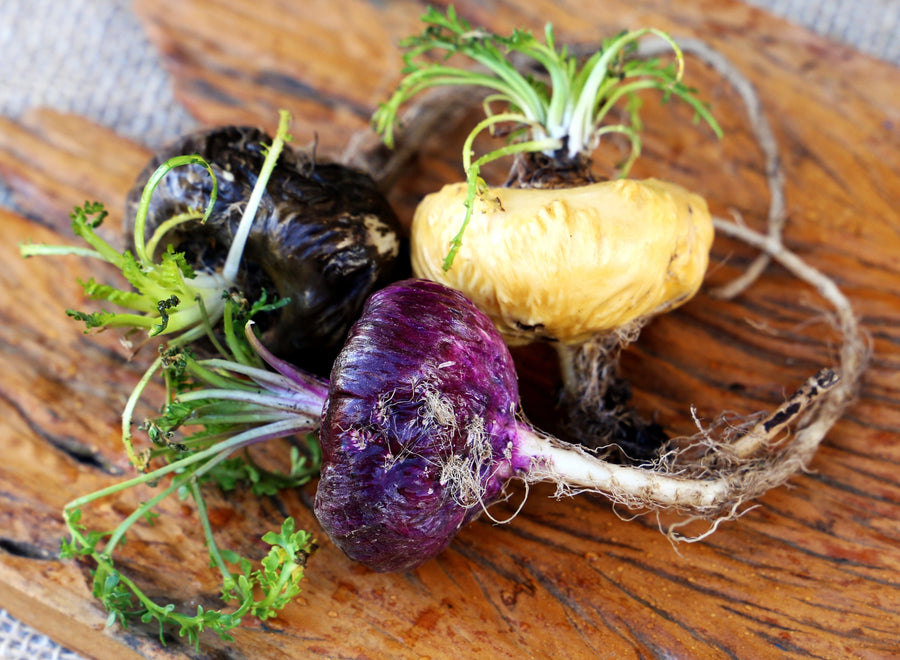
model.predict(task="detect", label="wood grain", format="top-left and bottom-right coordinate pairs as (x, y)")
top-left (1, 0), bottom-right (898, 658)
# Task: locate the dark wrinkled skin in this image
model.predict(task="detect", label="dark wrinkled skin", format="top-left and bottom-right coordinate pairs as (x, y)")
top-left (316, 280), bottom-right (525, 572)
top-left (563, 375), bottom-right (669, 463)
top-left (125, 126), bottom-right (403, 373)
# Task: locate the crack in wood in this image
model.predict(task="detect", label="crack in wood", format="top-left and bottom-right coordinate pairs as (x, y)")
top-left (0, 537), bottom-right (58, 561)
top-left (0, 389), bottom-right (124, 476)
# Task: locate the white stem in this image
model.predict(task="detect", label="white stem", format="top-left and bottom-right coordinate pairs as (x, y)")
top-left (515, 425), bottom-right (731, 510)
top-left (177, 388), bottom-right (322, 417)
top-left (200, 358), bottom-right (327, 397)
top-left (168, 271), bottom-right (228, 331)
top-left (221, 110), bottom-right (292, 284)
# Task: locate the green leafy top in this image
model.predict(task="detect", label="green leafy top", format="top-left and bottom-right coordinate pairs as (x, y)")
top-left (60, 297), bottom-right (325, 649)
top-left (20, 110), bottom-right (294, 347)
top-left (373, 6), bottom-right (723, 269)
top-left (52, 197), bottom-right (220, 340)
top-left (63, 508), bottom-right (316, 649)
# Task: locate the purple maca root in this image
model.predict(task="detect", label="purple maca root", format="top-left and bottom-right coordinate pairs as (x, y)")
top-left (315, 279), bottom-right (531, 571)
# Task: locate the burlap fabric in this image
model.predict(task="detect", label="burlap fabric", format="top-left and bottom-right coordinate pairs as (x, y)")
top-left (1, 1), bottom-right (897, 658)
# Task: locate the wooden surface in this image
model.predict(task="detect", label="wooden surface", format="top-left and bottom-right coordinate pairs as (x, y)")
top-left (1, 0), bottom-right (899, 657)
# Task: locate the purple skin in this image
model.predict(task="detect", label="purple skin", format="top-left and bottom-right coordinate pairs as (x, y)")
top-left (315, 279), bottom-right (533, 572)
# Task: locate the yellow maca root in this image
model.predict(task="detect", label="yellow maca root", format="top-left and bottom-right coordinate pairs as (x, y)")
top-left (411, 178), bottom-right (714, 346)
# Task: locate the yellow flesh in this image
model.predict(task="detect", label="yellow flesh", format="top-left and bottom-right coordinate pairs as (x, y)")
top-left (411, 178), bottom-right (714, 346)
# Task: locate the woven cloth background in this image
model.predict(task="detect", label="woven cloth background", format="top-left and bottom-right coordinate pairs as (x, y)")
top-left (1, 1), bottom-right (898, 658)
top-left (1, 0), bottom-right (899, 212)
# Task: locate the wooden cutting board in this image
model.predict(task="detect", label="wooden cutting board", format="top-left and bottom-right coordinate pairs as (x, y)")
top-left (1, 0), bottom-right (898, 658)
